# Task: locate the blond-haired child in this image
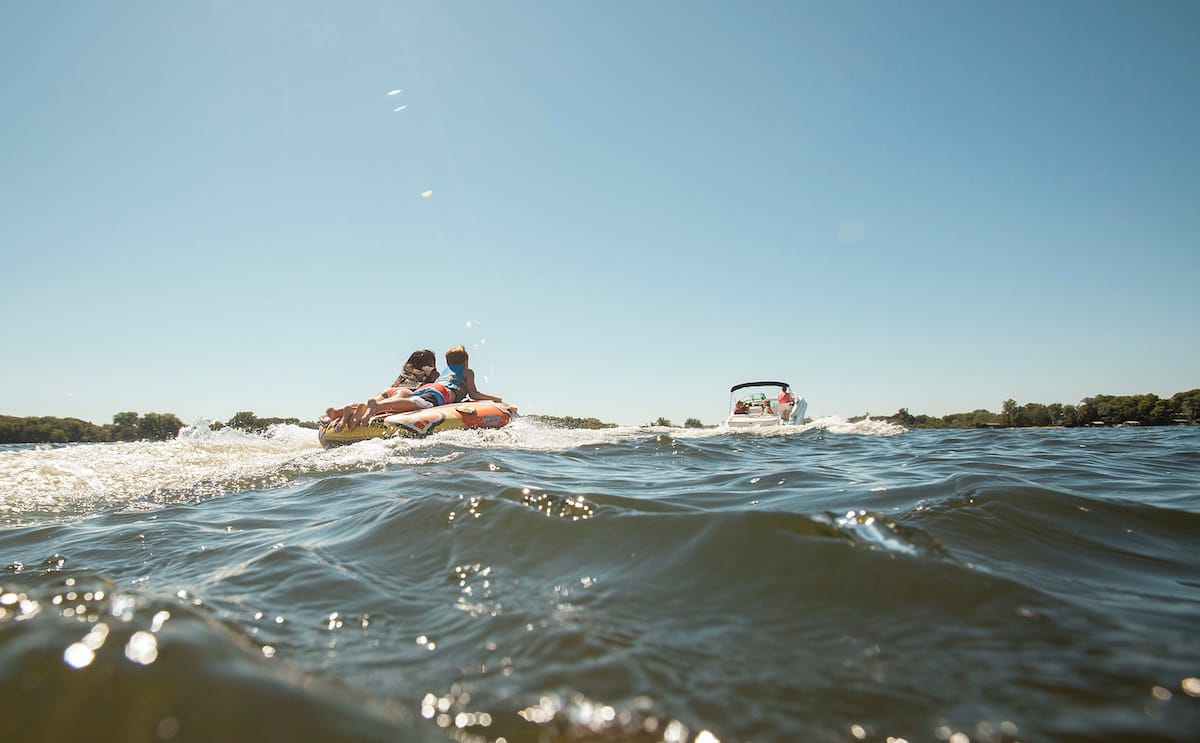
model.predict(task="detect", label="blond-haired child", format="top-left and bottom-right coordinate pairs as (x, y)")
top-left (358, 345), bottom-right (503, 424)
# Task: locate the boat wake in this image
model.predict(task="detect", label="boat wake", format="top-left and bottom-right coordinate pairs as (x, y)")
top-left (0, 416), bottom-right (904, 528)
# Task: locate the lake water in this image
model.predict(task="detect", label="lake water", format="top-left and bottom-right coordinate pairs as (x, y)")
top-left (2, 419), bottom-right (1198, 742)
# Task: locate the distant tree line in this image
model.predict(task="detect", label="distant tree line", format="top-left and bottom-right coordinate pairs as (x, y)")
top-left (214, 411), bottom-right (318, 433)
top-left (647, 417), bottom-right (708, 428)
top-left (882, 389), bottom-right (1200, 429)
top-left (0, 411), bottom-right (185, 444)
top-left (0, 410), bottom-right (321, 444)
top-left (528, 415), bottom-right (618, 430)
top-left (7, 389), bottom-right (1195, 443)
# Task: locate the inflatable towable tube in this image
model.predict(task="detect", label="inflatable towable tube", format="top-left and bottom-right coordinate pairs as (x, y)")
top-left (318, 401), bottom-right (517, 448)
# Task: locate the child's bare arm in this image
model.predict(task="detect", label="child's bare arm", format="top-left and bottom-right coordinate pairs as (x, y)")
top-left (464, 369), bottom-right (502, 402)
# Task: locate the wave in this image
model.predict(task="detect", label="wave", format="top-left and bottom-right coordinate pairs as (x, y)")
top-left (4, 424), bottom-right (1199, 741)
top-left (0, 567), bottom-right (444, 743)
top-left (0, 416), bottom-right (908, 528)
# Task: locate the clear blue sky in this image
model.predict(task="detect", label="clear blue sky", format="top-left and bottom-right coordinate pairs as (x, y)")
top-left (2, 1), bottom-right (1197, 427)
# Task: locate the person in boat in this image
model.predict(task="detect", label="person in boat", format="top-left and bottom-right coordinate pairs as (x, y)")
top-left (777, 388), bottom-right (796, 420)
top-left (361, 344), bottom-right (503, 422)
top-left (323, 349), bottom-right (438, 430)
top-left (733, 400), bottom-right (749, 415)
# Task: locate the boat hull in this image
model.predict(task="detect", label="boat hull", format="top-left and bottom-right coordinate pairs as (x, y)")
top-left (318, 401), bottom-right (516, 448)
top-left (726, 414), bottom-right (783, 427)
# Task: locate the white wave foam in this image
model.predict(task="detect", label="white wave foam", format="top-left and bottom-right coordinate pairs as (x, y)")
top-left (381, 417), bottom-right (641, 452)
top-left (0, 415), bottom-right (908, 525)
top-left (803, 415), bottom-right (908, 436)
top-left (698, 415), bottom-right (906, 438)
top-left (0, 421), bottom-right (326, 525)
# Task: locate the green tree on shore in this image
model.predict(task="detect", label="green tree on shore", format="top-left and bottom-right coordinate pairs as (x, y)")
top-left (219, 411), bottom-right (317, 433)
top-left (526, 415), bottom-right (618, 430)
top-left (111, 411), bottom-right (140, 441)
top-left (139, 412), bottom-right (186, 440)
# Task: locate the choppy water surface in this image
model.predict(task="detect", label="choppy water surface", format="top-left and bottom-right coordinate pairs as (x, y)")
top-left (2, 420), bottom-right (1198, 742)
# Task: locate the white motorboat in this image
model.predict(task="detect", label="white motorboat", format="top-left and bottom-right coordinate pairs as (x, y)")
top-left (726, 381), bottom-right (807, 428)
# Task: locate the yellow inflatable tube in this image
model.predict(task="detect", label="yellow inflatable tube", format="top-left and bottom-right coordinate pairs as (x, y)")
top-left (318, 401), bottom-right (517, 448)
